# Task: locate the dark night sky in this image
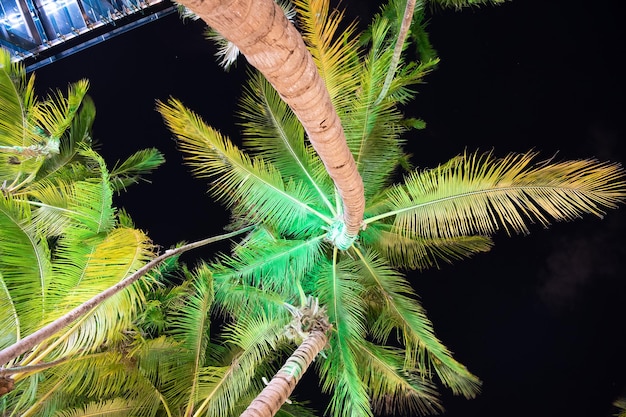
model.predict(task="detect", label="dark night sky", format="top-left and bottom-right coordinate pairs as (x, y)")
top-left (31, 0), bottom-right (626, 416)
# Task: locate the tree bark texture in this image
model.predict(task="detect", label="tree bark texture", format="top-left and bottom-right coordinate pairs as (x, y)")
top-left (240, 329), bottom-right (329, 417)
top-left (177, 0), bottom-right (365, 239)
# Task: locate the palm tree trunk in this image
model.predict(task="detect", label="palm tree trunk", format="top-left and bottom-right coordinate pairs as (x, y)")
top-left (177, 0), bottom-right (365, 244)
top-left (240, 329), bottom-right (328, 417)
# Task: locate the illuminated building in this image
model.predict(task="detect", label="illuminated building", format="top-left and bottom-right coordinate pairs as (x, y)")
top-left (1, 0), bottom-right (175, 71)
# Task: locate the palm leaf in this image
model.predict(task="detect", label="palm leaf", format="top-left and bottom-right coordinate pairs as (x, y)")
top-left (53, 399), bottom-right (140, 417)
top-left (192, 310), bottom-right (287, 417)
top-left (166, 264), bottom-right (213, 416)
top-left (34, 95), bottom-right (97, 184)
top-left (356, 341), bottom-right (443, 415)
top-left (238, 72), bottom-right (335, 214)
top-left (354, 248), bottom-right (481, 398)
top-left (44, 227), bottom-right (154, 359)
top-left (0, 194), bottom-right (51, 340)
top-left (109, 148), bottom-right (166, 193)
top-left (315, 254), bottom-right (372, 417)
top-left (34, 79), bottom-right (89, 141)
top-left (0, 48), bottom-right (36, 148)
top-left (362, 222), bottom-right (493, 269)
top-left (158, 98), bottom-right (332, 233)
top-left (212, 228), bottom-right (325, 301)
top-left (294, 0), bottom-right (360, 112)
top-left (371, 150), bottom-right (626, 238)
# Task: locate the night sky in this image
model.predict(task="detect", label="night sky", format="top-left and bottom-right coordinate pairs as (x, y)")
top-left (31, 0), bottom-right (626, 416)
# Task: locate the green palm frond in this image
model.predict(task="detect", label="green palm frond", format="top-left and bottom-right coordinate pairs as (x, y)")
top-left (354, 248), bottom-right (481, 398)
top-left (357, 341), bottom-right (443, 415)
top-left (212, 227), bottom-right (325, 301)
top-left (0, 271), bottom-right (19, 351)
top-left (158, 99), bottom-right (332, 233)
top-left (315, 254), bottom-right (371, 417)
top-left (0, 193), bottom-right (51, 340)
top-left (362, 222), bottom-right (493, 269)
top-left (109, 148), bottom-right (166, 193)
top-left (166, 264), bottom-right (213, 415)
top-left (192, 310), bottom-right (287, 417)
top-left (44, 227), bottom-right (153, 360)
top-left (239, 72), bottom-right (335, 215)
top-left (371, 150), bottom-right (626, 238)
top-left (344, 10), bottom-right (438, 198)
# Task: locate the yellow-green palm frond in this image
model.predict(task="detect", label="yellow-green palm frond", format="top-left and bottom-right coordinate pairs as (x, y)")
top-left (294, 0), bottom-right (360, 111)
top-left (43, 227), bottom-right (154, 360)
top-left (165, 264), bottom-right (213, 415)
top-left (34, 93), bottom-right (96, 185)
top-left (357, 341), bottom-right (443, 416)
top-left (158, 98), bottom-right (332, 233)
top-left (33, 79), bottom-right (89, 141)
top-left (0, 193), bottom-right (51, 341)
top-left (192, 311), bottom-right (287, 417)
top-left (0, 47), bottom-right (37, 148)
top-left (24, 351), bottom-right (162, 417)
top-left (372, 150), bottom-right (626, 239)
top-left (354, 248), bottom-right (481, 398)
top-left (362, 222), bottom-right (493, 270)
top-left (53, 398), bottom-right (143, 417)
top-left (315, 255), bottom-right (372, 417)
top-left (239, 72), bottom-right (335, 214)
top-left (345, 14), bottom-right (438, 199)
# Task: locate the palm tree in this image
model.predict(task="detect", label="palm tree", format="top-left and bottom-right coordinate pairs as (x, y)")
top-left (158, 0), bottom-right (626, 415)
top-left (0, 48), bottom-right (167, 415)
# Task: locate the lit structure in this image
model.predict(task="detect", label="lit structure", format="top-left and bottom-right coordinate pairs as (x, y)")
top-left (1, 0), bottom-right (175, 71)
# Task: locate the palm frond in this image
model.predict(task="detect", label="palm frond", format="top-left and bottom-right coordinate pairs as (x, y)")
top-left (212, 229), bottom-right (325, 302)
top-left (357, 341), bottom-right (443, 415)
top-left (362, 222), bottom-right (493, 269)
top-left (109, 148), bottom-right (166, 193)
top-left (344, 12), bottom-right (438, 199)
top-left (53, 398), bottom-right (140, 417)
top-left (165, 264), bottom-right (213, 416)
top-left (239, 72), bottom-right (335, 214)
top-left (34, 79), bottom-right (89, 140)
top-left (34, 95), bottom-right (96, 184)
top-left (0, 48), bottom-right (36, 148)
top-left (354, 247), bottom-right (481, 398)
top-left (0, 194), bottom-right (51, 340)
top-left (294, 0), bottom-right (360, 112)
top-left (192, 310), bottom-right (287, 417)
top-left (0, 271), bottom-right (20, 351)
top-left (430, 0), bottom-right (507, 10)
top-left (158, 98), bottom-right (332, 233)
top-left (315, 254), bottom-right (372, 417)
top-left (371, 150), bottom-right (626, 238)
top-left (45, 227), bottom-right (154, 359)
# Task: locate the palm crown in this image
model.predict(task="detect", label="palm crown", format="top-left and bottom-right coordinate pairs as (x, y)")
top-left (158, 0), bottom-right (626, 415)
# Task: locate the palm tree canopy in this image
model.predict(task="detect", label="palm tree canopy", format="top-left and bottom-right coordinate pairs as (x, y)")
top-left (158, 0), bottom-right (625, 415)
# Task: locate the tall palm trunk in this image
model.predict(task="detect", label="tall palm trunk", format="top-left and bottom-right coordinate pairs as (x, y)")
top-left (177, 0), bottom-right (365, 245)
top-left (240, 329), bottom-right (329, 417)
